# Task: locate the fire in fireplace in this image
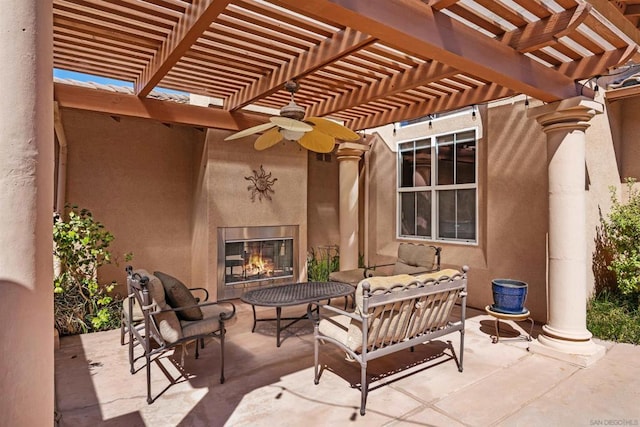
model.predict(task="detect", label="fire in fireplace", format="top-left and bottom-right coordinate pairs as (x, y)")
top-left (224, 238), bottom-right (293, 284)
top-left (217, 226), bottom-right (298, 300)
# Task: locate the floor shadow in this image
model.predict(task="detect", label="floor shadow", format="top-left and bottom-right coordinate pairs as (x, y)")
top-left (55, 334), bottom-right (146, 426)
top-left (317, 340), bottom-right (457, 391)
top-left (479, 319), bottom-right (539, 342)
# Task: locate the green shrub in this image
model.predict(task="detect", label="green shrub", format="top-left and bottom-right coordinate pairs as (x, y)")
top-left (588, 179), bottom-right (640, 345)
top-left (604, 179), bottom-right (640, 297)
top-left (307, 246), bottom-right (339, 282)
top-left (53, 206), bottom-right (132, 335)
top-left (587, 291), bottom-right (640, 345)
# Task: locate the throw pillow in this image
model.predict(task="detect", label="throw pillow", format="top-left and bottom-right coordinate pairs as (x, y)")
top-left (154, 271), bottom-right (203, 321)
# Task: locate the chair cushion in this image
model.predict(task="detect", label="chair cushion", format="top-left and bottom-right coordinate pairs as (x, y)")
top-left (393, 243), bottom-right (438, 274)
top-left (154, 271), bottom-right (203, 321)
top-left (318, 314), bottom-right (359, 349)
top-left (134, 269), bottom-right (182, 343)
top-left (329, 269), bottom-right (366, 286)
top-left (180, 304), bottom-right (236, 338)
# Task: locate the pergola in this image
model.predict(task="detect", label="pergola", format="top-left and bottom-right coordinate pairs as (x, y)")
top-left (2, 1), bottom-right (640, 425)
top-left (52, 0), bottom-right (640, 131)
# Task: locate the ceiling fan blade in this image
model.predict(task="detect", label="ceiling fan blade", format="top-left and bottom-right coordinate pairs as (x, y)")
top-left (224, 122), bottom-right (277, 141)
top-left (298, 129), bottom-right (335, 153)
top-left (306, 117), bottom-right (360, 141)
top-left (254, 127), bottom-right (284, 151)
top-left (270, 116), bottom-right (313, 132)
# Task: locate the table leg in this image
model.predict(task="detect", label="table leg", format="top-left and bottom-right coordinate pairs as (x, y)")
top-left (276, 306), bottom-right (282, 348)
top-left (251, 305), bottom-right (257, 333)
top-left (526, 317), bottom-right (534, 341)
top-left (492, 318), bottom-right (501, 344)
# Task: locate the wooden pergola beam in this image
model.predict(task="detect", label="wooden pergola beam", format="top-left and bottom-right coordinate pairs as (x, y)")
top-left (276, 0), bottom-right (581, 102)
top-left (55, 82), bottom-right (264, 130)
top-left (586, 0), bottom-right (640, 47)
top-left (225, 28), bottom-right (376, 111)
top-left (134, 0), bottom-right (232, 97)
top-left (501, 4), bottom-right (591, 53)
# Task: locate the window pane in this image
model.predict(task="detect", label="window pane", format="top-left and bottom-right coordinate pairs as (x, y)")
top-left (437, 144), bottom-right (454, 185)
top-left (457, 130), bottom-right (475, 142)
top-left (400, 150), bottom-right (414, 188)
top-left (456, 139), bottom-right (476, 184)
top-left (400, 192), bottom-right (416, 235)
top-left (416, 191), bottom-right (431, 237)
top-left (457, 189), bottom-right (476, 240)
top-left (436, 134), bottom-right (454, 145)
top-left (415, 144), bottom-right (431, 187)
top-left (438, 189), bottom-right (476, 240)
top-left (438, 190), bottom-right (456, 239)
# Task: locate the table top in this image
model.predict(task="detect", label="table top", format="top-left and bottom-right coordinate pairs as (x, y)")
top-left (485, 305), bottom-right (531, 320)
top-left (241, 281), bottom-right (353, 307)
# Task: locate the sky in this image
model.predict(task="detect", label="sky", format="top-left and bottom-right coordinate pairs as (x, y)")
top-left (53, 68), bottom-right (187, 95)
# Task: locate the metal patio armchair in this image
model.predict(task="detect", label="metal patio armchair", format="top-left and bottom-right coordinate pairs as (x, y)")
top-left (126, 267), bottom-right (236, 403)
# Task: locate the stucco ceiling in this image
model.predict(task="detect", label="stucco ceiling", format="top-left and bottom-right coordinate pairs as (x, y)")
top-left (53, 0), bottom-right (640, 131)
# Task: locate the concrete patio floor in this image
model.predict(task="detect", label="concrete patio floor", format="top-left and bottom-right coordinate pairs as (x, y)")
top-left (55, 302), bottom-right (640, 427)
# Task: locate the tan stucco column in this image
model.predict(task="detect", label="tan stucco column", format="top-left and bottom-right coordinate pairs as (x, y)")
top-left (0, 1), bottom-right (54, 425)
top-left (336, 142), bottom-right (369, 270)
top-left (529, 96), bottom-right (605, 367)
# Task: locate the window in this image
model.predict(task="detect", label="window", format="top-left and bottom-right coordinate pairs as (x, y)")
top-left (398, 129), bottom-right (477, 243)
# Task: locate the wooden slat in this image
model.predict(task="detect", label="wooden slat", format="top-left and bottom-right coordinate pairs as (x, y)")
top-left (308, 60), bottom-right (458, 117)
top-left (473, 0), bottom-right (528, 28)
top-left (346, 83), bottom-right (515, 131)
top-left (135, 0), bottom-right (233, 97)
top-left (225, 28), bottom-right (375, 111)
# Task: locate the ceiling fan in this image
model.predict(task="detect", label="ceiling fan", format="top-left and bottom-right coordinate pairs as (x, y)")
top-left (224, 80), bottom-right (361, 153)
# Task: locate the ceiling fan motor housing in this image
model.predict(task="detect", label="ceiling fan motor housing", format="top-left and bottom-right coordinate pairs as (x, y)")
top-left (280, 101), bottom-right (305, 120)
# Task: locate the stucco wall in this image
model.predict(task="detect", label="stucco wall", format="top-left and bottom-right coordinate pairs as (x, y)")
top-left (615, 95), bottom-right (640, 181)
top-left (204, 130), bottom-right (309, 298)
top-left (307, 151), bottom-right (340, 250)
top-left (62, 109), bottom-right (203, 292)
top-left (485, 100), bottom-right (548, 320)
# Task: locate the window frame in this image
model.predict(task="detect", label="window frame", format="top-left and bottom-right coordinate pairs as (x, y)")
top-left (396, 127), bottom-right (479, 245)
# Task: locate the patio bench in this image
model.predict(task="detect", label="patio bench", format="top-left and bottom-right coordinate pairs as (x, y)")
top-left (313, 266), bottom-right (468, 415)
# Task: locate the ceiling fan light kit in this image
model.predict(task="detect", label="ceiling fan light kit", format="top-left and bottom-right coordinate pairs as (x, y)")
top-left (225, 80), bottom-right (360, 153)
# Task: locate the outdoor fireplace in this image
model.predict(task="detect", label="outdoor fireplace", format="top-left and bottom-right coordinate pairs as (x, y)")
top-left (217, 225), bottom-right (298, 300)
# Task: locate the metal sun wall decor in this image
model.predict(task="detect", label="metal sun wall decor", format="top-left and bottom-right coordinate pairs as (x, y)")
top-left (245, 165), bottom-right (277, 203)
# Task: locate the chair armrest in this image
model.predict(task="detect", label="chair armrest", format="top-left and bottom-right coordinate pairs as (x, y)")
top-left (363, 262), bottom-right (394, 277)
top-left (188, 287), bottom-right (209, 302)
top-left (310, 302), bottom-right (362, 321)
top-left (152, 300), bottom-right (236, 321)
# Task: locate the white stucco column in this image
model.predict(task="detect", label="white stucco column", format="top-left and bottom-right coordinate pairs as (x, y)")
top-left (336, 142), bottom-right (369, 271)
top-left (529, 96), bottom-right (605, 367)
top-left (0, 1), bottom-right (54, 425)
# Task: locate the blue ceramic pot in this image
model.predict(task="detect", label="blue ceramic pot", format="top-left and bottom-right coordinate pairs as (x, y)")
top-left (491, 279), bottom-right (528, 314)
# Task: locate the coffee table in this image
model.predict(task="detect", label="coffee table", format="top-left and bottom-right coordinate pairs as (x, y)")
top-left (241, 281), bottom-right (354, 347)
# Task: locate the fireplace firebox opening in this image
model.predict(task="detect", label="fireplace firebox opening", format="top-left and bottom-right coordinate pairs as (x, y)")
top-left (217, 226), bottom-right (298, 300)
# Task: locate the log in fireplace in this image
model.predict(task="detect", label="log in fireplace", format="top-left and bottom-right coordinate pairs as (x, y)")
top-left (217, 225), bottom-right (298, 300)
